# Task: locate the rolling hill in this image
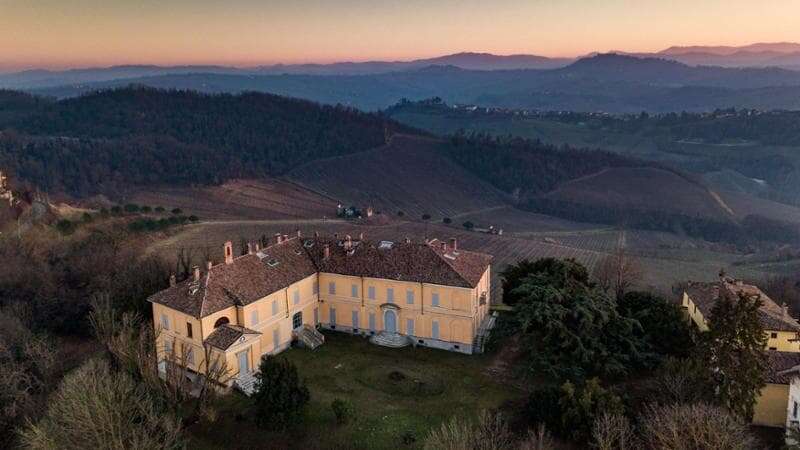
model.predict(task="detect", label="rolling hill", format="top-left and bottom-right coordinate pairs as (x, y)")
top-left (544, 167), bottom-right (734, 221)
top-left (286, 134), bottom-right (510, 219)
top-left (17, 54), bottom-right (800, 113)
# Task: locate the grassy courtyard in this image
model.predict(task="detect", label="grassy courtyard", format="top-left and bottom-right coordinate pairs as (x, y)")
top-left (188, 331), bottom-right (522, 450)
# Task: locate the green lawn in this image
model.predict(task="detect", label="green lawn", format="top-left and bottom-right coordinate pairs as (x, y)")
top-left (188, 331), bottom-right (522, 450)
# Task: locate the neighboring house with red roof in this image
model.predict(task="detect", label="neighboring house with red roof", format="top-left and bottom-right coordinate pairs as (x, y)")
top-left (148, 232), bottom-right (493, 394)
top-left (680, 275), bottom-right (800, 428)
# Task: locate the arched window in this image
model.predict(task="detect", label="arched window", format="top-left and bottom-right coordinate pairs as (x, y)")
top-left (214, 317), bottom-right (230, 328)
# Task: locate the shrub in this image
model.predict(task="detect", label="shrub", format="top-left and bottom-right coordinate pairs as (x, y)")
top-left (443, 217), bottom-right (452, 224)
top-left (559, 378), bottom-right (624, 442)
top-left (155, 206), bottom-right (165, 213)
top-left (422, 213), bottom-right (431, 220)
top-left (81, 212), bottom-right (93, 223)
top-left (252, 356), bottom-right (310, 430)
top-left (188, 215), bottom-right (199, 222)
top-left (110, 206), bottom-right (122, 215)
top-left (331, 398), bottom-right (354, 425)
top-left (123, 203), bottom-right (140, 213)
top-left (55, 219), bottom-right (75, 235)
top-left (462, 221), bottom-right (474, 230)
top-left (171, 208), bottom-right (183, 215)
top-left (397, 210), bottom-right (405, 217)
top-left (140, 206), bottom-right (152, 213)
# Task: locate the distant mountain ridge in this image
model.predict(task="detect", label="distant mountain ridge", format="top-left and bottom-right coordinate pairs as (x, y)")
top-left (18, 53), bottom-right (800, 113)
top-left (658, 42), bottom-right (800, 56)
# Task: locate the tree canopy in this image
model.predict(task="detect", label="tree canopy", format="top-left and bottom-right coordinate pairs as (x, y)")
top-left (507, 258), bottom-right (651, 380)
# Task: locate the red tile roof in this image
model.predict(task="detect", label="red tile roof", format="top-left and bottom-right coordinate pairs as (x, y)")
top-left (148, 235), bottom-right (491, 319)
top-left (204, 324), bottom-right (261, 350)
top-left (684, 277), bottom-right (800, 332)
top-left (765, 351), bottom-right (800, 384)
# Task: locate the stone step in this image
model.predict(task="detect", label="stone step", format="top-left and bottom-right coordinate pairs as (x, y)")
top-left (234, 372), bottom-right (258, 396)
top-left (369, 331), bottom-right (410, 348)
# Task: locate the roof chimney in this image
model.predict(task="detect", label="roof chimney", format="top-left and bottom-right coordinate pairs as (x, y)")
top-left (449, 238), bottom-right (457, 252)
top-left (314, 231), bottom-right (320, 238)
top-left (206, 260), bottom-right (213, 270)
top-left (440, 242), bottom-right (447, 252)
top-left (193, 265), bottom-right (200, 282)
top-left (783, 303), bottom-right (790, 319)
top-left (224, 241), bottom-right (234, 264)
top-left (323, 243), bottom-right (330, 260)
top-left (247, 242), bottom-right (254, 255)
top-left (405, 237), bottom-right (411, 244)
top-left (255, 242), bottom-right (260, 252)
top-left (296, 229), bottom-right (302, 238)
top-left (359, 232), bottom-right (364, 241)
top-left (344, 235), bottom-right (352, 250)
top-left (169, 274), bottom-right (176, 287)
top-left (275, 233), bottom-right (282, 244)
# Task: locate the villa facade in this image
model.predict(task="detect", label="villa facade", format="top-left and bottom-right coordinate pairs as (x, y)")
top-left (148, 232), bottom-right (492, 391)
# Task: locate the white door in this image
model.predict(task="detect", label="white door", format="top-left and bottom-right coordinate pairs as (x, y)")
top-left (384, 310), bottom-right (397, 333)
top-left (237, 349), bottom-right (249, 374)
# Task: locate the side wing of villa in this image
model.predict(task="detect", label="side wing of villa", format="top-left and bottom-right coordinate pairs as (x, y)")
top-left (681, 275), bottom-right (800, 428)
top-left (147, 232), bottom-right (493, 392)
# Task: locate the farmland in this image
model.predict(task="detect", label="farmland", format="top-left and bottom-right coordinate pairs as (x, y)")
top-left (129, 178), bottom-right (338, 220)
top-left (149, 207), bottom-right (772, 300)
top-left (286, 135), bottom-right (510, 220)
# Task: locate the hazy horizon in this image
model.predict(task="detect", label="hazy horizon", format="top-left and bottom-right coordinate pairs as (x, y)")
top-left (2, 0), bottom-right (800, 71)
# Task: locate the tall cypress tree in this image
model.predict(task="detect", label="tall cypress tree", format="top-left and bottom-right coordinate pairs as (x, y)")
top-left (700, 291), bottom-right (768, 421)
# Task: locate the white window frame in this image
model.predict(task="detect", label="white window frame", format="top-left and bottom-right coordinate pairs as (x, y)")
top-left (160, 313), bottom-right (170, 330)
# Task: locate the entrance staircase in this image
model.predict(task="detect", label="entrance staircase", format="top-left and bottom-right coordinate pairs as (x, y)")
top-left (234, 371), bottom-right (258, 396)
top-left (294, 325), bottom-right (325, 350)
top-left (473, 312), bottom-right (498, 354)
top-left (370, 331), bottom-right (410, 348)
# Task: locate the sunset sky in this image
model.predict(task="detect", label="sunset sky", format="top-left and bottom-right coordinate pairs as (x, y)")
top-left (2, 0), bottom-right (799, 71)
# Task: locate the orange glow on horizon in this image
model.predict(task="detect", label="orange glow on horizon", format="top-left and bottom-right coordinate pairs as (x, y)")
top-left (1, 0), bottom-right (800, 71)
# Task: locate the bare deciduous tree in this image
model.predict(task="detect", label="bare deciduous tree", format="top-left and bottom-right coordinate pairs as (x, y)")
top-left (518, 424), bottom-right (556, 450)
top-left (19, 358), bottom-right (184, 450)
top-left (640, 403), bottom-right (757, 450)
top-left (89, 295), bottom-right (230, 421)
top-left (594, 244), bottom-right (642, 299)
top-left (592, 412), bottom-right (638, 450)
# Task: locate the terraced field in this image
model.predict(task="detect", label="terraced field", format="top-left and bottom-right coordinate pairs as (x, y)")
top-left (286, 135), bottom-right (510, 220)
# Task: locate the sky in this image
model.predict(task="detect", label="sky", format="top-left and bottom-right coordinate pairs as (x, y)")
top-left (1, 0), bottom-right (799, 70)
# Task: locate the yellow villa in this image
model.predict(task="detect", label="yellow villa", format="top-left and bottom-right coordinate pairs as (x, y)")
top-left (148, 232), bottom-right (493, 393)
top-left (681, 275), bottom-right (800, 427)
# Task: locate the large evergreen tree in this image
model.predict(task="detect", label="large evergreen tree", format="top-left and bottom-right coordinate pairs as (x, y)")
top-left (509, 258), bottom-right (650, 380)
top-left (699, 291), bottom-right (768, 421)
top-left (252, 355), bottom-right (310, 430)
